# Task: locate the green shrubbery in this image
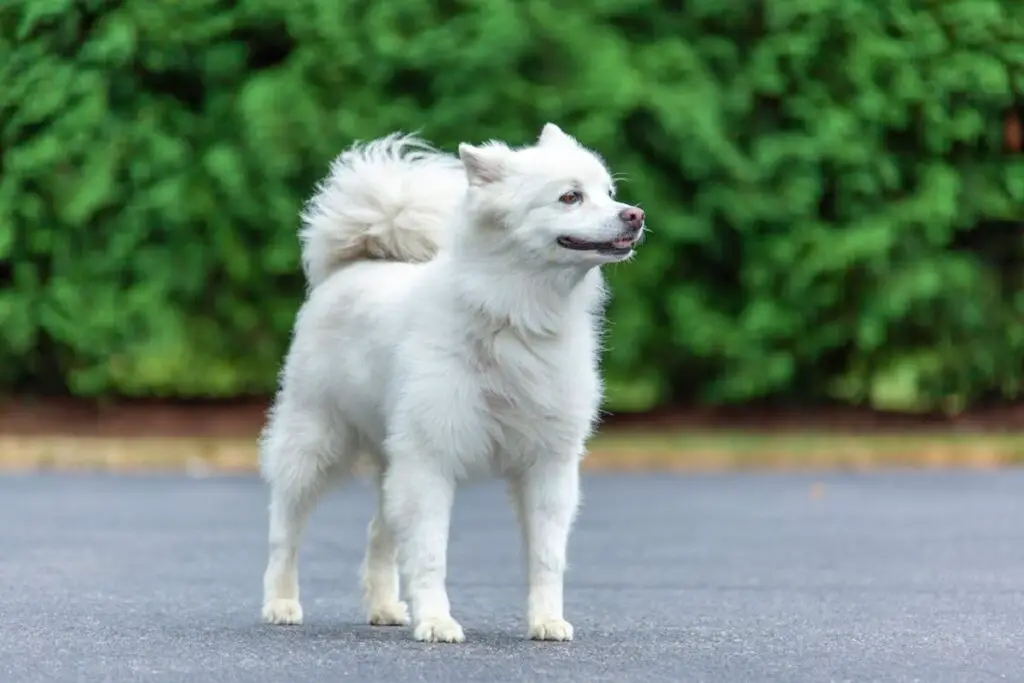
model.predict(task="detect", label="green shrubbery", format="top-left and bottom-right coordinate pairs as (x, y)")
top-left (2, 0), bottom-right (1022, 411)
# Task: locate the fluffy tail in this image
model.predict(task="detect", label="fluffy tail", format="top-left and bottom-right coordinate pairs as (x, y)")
top-left (298, 133), bottom-right (467, 288)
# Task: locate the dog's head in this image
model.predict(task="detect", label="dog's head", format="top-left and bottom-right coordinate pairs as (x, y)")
top-left (457, 124), bottom-right (644, 268)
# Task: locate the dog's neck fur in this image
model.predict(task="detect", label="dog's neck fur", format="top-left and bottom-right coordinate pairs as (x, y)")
top-left (443, 228), bottom-right (607, 340)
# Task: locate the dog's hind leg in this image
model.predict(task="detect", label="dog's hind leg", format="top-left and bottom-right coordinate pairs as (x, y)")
top-left (361, 467), bottom-right (410, 626)
top-left (260, 412), bottom-right (350, 625)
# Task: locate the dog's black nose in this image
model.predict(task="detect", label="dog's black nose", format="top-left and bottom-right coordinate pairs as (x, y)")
top-left (619, 206), bottom-right (645, 231)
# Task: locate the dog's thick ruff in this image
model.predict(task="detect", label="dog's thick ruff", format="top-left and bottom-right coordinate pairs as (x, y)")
top-left (259, 123), bottom-right (644, 642)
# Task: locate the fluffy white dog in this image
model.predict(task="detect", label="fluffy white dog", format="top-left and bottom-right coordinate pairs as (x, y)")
top-left (259, 123), bottom-right (645, 643)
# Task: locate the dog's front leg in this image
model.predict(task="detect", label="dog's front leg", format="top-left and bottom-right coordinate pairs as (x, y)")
top-left (511, 457), bottom-right (580, 641)
top-left (382, 459), bottom-right (464, 643)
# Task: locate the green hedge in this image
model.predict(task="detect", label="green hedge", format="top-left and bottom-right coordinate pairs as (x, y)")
top-left (2, 0), bottom-right (1023, 411)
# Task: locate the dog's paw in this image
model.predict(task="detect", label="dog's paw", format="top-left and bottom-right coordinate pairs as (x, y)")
top-left (528, 617), bottom-right (574, 642)
top-left (367, 601), bottom-right (410, 626)
top-left (262, 599), bottom-right (304, 625)
top-left (413, 616), bottom-right (466, 643)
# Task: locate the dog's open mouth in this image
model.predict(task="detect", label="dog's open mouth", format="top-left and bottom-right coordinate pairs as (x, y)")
top-left (556, 235), bottom-right (636, 255)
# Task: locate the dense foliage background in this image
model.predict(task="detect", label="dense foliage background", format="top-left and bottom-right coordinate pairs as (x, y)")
top-left (2, 0), bottom-right (1023, 412)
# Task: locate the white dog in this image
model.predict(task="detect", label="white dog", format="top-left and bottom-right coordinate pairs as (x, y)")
top-left (259, 123), bottom-right (645, 643)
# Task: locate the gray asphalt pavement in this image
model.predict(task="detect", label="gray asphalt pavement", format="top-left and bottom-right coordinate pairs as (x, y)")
top-left (1, 471), bottom-right (1022, 682)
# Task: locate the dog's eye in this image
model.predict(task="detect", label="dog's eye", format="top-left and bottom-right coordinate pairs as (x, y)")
top-left (558, 190), bottom-right (583, 205)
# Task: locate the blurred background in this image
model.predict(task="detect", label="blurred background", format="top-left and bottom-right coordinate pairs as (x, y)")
top-left (1, 0), bottom-right (1023, 472)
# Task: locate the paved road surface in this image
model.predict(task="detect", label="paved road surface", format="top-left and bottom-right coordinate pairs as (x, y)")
top-left (1, 471), bottom-right (1022, 682)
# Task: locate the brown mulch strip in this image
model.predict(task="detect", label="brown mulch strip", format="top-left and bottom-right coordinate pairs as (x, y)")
top-left (1, 397), bottom-right (1021, 474)
top-left (2, 397), bottom-right (1023, 439)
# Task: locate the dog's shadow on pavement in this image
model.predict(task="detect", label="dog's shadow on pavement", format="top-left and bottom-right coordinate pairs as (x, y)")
top-left (244, 623), bottom-right (574, 653)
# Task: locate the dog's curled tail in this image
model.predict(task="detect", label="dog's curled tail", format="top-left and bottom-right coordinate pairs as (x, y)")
top-left (299, 133), bottom-right (467, 288)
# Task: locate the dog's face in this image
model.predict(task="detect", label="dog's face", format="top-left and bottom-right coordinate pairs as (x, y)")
top-left (458, 124), bottom-right (644, 268)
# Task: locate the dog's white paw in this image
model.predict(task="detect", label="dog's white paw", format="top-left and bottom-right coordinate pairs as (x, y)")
top-left (367, 601), bottom-right (411, 626)
top-left (528, 617), bottom-right (574, 641)
top-left (262, 599), bottom-right (304, 625)
top-left (413, 616), bottom-right (466, 643)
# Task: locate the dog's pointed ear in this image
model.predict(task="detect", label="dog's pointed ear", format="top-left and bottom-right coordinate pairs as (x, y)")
top-left (538, 122), bottom-right (575, 147)
top-left (459, 143), bottom-right (507, 186)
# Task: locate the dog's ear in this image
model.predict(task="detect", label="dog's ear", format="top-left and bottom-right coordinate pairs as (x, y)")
top-left (538, 123), bottom-right (576, 147)
top-left (459, 143), bottom-right (507, 186)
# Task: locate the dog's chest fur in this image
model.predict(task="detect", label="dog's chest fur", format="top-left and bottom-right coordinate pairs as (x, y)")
top-left (470, 322), bottom-right (599, 462)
